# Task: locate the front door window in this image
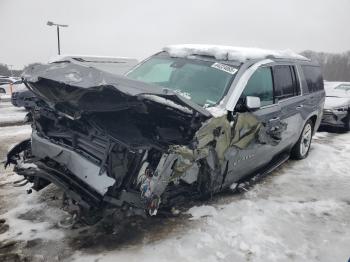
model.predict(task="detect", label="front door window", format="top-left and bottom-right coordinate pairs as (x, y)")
top-left (240, 67), bottom-right (274, 107)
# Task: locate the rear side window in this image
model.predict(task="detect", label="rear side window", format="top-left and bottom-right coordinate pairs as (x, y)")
top-left (273, 65), bottom-right (300, 101)
top-left (301, 65), bottom-right (324, 93)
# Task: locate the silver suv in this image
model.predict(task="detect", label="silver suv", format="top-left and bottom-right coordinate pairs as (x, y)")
top-left (6, 45), bottom-right (325, 219)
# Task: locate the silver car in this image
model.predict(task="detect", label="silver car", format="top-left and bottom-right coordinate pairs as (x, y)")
top-left (321, 81), bottom-right (350, 130)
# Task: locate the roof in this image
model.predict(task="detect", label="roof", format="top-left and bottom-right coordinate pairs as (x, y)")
top-left (163, 44), bottom-right (308, 62)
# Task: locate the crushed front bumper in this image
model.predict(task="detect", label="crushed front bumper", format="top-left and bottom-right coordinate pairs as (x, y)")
top-left (31, 132), bottom-right (115, 195)
top-left (6, 133), bottom-right (146, 211)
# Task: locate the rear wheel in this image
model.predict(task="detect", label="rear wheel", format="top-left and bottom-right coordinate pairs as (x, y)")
top-left (291, 120), bottom-right (313, 160)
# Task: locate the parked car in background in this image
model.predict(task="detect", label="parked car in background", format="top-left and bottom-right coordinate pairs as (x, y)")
top-left (0, 77), bottom-right (14, 103)
top-left (0, 75), bottom-right (13, 86)
top-left (0, 87), bottom-right (6, 102)
top-left (6, 45), bottom-right (324, 221)
top-left (0, 76), bottom-right (25, 103)
top-left (321, 81), bottom-right (350, 130)
top-left (11, 55), bottom-right (139, 110)
top-left (11, 89), bottom-right (39, 110)
top-left (0, 75), bottom-right (21, 86)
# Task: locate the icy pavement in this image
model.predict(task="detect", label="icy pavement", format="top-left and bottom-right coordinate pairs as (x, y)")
top-left (0, 126), bottom-right (350, 262)
top-left (0, 102), bottom-right (27, 127)
top-left (0, 94), bottom-right (11, 103)
top-left (71, 131), bottom-right (350, 261)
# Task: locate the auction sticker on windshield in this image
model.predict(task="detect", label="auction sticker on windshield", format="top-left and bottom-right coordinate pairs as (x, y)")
top-left (211, 63), bottom-right (238, 75)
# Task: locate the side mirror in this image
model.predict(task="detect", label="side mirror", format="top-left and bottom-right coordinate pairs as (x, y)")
top-left (245, 96), bottom-right (261, 110)
top-left (0, 88), bottom-right (6, 94)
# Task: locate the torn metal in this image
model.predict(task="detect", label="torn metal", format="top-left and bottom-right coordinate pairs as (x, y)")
top-left (6, 61), bottom-right (286, 219)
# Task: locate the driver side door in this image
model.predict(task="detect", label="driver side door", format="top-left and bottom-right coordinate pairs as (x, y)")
top-left (225, 66), bottom-right (286, 183)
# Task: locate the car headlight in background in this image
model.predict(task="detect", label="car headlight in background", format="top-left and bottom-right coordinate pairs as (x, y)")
top-left (333, 106), bottom-right (349, 112)
top-left (324, 107), bottom-right (349, 113)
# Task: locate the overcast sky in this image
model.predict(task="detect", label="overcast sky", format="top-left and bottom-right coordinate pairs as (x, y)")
top-left (1, 0), bottom-right (349, 69)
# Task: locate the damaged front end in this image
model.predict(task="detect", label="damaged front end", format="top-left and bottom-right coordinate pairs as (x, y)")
top-left (6, 62), bottom-right (225, 217)
top-left (6, 61), bottom-right (286, 219)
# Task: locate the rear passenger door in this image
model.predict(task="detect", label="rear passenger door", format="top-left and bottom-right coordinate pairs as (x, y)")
top-left (300, 65), bottom-right (325, 124)
top-left (273, 65), bottom-right (304, 148)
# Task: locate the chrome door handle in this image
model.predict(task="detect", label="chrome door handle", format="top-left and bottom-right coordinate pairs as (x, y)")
top-left (296, 105), bottom-right (304, 109)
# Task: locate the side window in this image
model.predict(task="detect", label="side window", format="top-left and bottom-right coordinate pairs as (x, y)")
top-left (301, 65), bottom-right (324, 93)
top-left (241, 67), bottom-right (274, 107)
top-left (273, 65), bottom-right (300, 101)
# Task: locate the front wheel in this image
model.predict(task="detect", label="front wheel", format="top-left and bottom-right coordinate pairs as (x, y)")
top-left (291, 120), bottom-right (313, 160)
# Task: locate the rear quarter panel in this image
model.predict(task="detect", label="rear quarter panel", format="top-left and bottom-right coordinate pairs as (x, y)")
top-left (297, 63), bottom-right (325, 134)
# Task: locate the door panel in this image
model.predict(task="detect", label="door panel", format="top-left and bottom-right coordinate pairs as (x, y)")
top-left (225, 104), bottom-right (286, 183)
top-left (224, 63), bottom-right (311, 185)
top-left (279, 96), bottom-right (305, 148)
top-left (273, 65), bottom-right (304, 149)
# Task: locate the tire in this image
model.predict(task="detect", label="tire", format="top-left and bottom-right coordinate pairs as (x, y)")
top-left (291, 120), bottom-right (314, 160)
top-left (344, 112), bottom-right (350, 131)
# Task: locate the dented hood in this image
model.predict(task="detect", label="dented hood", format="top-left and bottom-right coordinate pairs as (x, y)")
top-left (22, 62), bottom-right (211, 119)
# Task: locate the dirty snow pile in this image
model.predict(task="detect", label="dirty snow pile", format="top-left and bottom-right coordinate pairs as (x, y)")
top-left (164, 44), bottom-right (308, 62)
top-left (0, 125), bottom-right (31, 139)
top-left (0, 177), bottom-right (66, 242)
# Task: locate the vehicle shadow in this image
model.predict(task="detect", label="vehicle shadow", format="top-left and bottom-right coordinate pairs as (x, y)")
top-left (67, 209), bottom-right (192, 253)
top-left (67, 179), bottom-right (264, 255)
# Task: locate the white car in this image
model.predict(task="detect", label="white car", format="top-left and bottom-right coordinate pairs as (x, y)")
top-left (321, 81), bottom-right (350, 130)
top-left (0, 77), bottom-right (15, 103)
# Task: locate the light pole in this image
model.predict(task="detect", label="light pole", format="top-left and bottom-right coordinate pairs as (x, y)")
top-left (46, 21), bottom-right (69, 55)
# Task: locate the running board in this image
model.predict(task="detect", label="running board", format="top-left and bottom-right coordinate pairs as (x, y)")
top-left (258, 153), bottom-right (290, 177)
top-left (238, 152), bottom-right (290, 184)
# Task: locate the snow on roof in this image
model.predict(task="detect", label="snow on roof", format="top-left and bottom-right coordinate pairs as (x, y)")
top-left (163, 44), bottom-right (308, 62)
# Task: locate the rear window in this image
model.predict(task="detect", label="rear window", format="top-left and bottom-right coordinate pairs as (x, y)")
top-left (301, 65), bottom-right (324, 93)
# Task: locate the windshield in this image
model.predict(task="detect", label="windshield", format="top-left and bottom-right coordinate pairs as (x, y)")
top-left (335, 85), bottom-right (350, 91)
top-left (127, 54), bottom-right (237, 107)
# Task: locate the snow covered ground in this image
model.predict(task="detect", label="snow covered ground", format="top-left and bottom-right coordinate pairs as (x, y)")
top-left (0, 125), bottom-right (349, 262)
top-left (0, 102), bottom-right (27, 127)
top-left (0, 94), bottom-right (11, 102)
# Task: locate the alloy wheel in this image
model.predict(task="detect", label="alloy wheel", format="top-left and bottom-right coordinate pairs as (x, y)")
top-left (300, 123), bottom-right (312, 157)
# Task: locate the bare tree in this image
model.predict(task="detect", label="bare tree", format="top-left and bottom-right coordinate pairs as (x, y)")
top-left (301, 50), bottom-right (350, 82)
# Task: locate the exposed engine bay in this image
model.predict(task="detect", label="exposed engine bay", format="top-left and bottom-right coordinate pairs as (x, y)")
top-left (5, 62), bottom-right (286, 221)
